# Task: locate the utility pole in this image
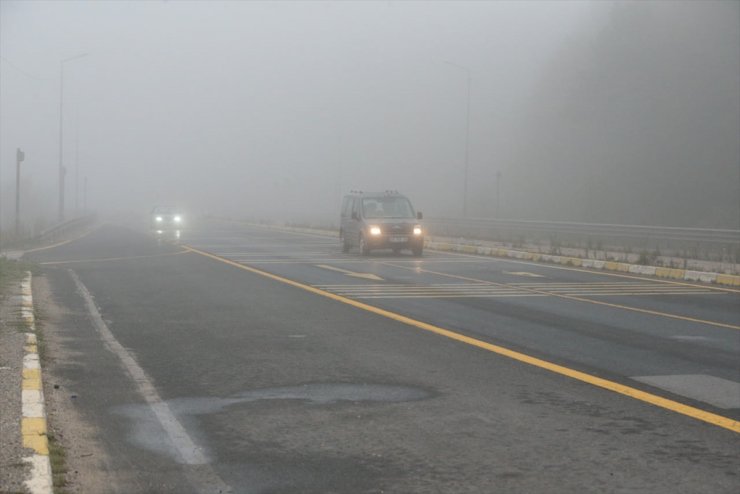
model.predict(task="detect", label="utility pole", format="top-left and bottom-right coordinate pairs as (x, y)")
top-left (15, 148), bottom-right (25, 235)
top-left (444, 61), bottom-right (472, 217)
top-left (83, 176), bottom-right (88, 212)
top-left (58, 53), bottom-right (87, 223)
top-left (74, 130), bottom-right (79, 213)
top-left (58, 59), bottom-right (65, 222)
top-left (495, 170), bottom-right (502, 218)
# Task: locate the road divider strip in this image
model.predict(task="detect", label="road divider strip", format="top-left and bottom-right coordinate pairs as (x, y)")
top-left (221, 221), bottom-right (740, 289)
top-left (425, 241), bottom-right (740, 288)
top-left (184, 245), bottom-right (740, 434)
top-left (19, 273), bottom-right (53, 494)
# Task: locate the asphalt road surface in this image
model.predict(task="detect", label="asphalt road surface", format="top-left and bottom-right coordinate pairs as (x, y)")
top-left (25, 220), bottom-right (740, 493)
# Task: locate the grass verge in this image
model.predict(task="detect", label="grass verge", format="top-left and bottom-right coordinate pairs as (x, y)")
top-left (0, 258), bottom-right (38, 296)
top-left (47, 433), bottom-right (69, 493)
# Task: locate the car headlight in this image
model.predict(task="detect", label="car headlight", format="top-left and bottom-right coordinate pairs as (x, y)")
top-left (413, 226), bottom-right (422, 235)
top-left (369, 226), bottom-right (382, 236)
top-left (174, 215), bottom-right (182, 223)
top-left (155, 216), bottom-right (163, 222)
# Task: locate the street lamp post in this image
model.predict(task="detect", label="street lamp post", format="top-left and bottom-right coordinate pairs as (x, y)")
top-left (445, 61), bottom-right (472, 217)
top-left (495, 170), bottom-right (502, 217)
top-left (58, 53), bottom-right (87, 223)
top-left (15, 148), bottom-right (25, 235)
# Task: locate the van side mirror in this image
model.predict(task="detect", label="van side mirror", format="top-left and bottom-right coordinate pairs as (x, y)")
top-left (352, 212), bottom-right (359, 220)
top-left (417, 211), bottom-right (423, 220)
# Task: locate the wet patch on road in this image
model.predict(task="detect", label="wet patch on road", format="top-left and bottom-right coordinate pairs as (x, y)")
top-left (112, 383), bottom-right (431, 463)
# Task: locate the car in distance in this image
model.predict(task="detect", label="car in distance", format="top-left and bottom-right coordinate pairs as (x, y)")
top-left (340, 190), bottom-right (424, 256)
top-left (151, 206), bottom-right (184, 233)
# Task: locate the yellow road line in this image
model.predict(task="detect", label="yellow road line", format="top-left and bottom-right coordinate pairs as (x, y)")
top-left (184, 245), bottom-right (740, 434)
top-left (431, 248), bottom-right (740, 294)
top-left (382, 262), bottom-right (740, 331)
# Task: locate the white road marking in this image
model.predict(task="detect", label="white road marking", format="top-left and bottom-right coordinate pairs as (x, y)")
top-left (315, 264), bottom-right (384, 281)
top-left (22, 390), bottom-right (45, 418)
top-left (312, 280), bottom-right (716, 300)
top-left (69, 270), bottom-right (231, 493)
top-left (504, 271), bottom-right (545, 277)
top-left (632, 374), bottom-right (740, 409)
top-left (24, 456), bottom-right (53, 494)
top-left (669, 335), bottom-right (712, 342)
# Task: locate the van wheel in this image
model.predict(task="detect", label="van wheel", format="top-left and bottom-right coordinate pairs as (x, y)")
top-left (412, 246), bottom-right (423, 257)
top-left (359, 235), bottom-right (370, 256)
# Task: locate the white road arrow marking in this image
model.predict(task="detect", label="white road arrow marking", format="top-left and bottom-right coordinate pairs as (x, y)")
top-left (504, 271), bottom-right (545, 278)
top-left (316, 264), bottom-right (384, 281)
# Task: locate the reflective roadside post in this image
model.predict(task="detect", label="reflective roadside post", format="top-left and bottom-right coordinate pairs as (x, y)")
top-left (15, 148), bottom-right (25, 236)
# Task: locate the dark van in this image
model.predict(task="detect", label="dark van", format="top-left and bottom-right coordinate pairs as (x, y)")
top-left (340, 190), bottom-right (424, 256)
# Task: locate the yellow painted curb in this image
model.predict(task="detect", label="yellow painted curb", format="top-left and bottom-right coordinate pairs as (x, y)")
top-left (717, 274), bottom-right (740, 287)
top-left (22, 366), bottom-right (41, 390)
top-left (22, 418), bottom-right (49, 455)
top-left (425, 241), bottom-right (740, 288)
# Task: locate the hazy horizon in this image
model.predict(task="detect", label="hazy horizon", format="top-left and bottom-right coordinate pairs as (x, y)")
top-left (1, 0), bottom-right (737, 233)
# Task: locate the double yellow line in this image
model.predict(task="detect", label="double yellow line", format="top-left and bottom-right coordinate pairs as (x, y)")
top-left (184, 245), bottom-right (740, 434)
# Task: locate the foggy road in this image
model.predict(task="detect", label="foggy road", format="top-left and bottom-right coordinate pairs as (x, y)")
top-left (4, 2), bottom-right (739, 493)
top-left (25, 221), bottom-right (740, 494)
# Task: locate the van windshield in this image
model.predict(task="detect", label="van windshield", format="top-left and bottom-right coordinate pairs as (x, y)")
top-left (362, 197), bottom-right (415, 219)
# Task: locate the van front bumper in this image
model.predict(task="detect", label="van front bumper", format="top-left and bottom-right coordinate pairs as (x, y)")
top-left (365, 234), bottom-right (424, 250)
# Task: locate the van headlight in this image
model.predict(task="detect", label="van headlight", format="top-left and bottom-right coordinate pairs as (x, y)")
top-left (174, 215), bottom-right (182, 223)
top-left (413, 226), bottom-right (422, 235)
top-left (155, 216), bottom-right (163, 222)
top-left (369, 226), bottom-right (382, 236)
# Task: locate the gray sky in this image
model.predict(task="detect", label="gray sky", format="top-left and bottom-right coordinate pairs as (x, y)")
top-left (0, 0), bottom-right (589, 226)
top-left (1, 1), bottom-right (737, 229)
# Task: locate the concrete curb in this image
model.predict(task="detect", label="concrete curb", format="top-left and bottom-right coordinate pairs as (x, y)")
top-left (232, 221), bottom-right (740, 288)
top-left (20, 273), bottom-right (53, 494)
top-left (425, 241), bottom-right (740, 288)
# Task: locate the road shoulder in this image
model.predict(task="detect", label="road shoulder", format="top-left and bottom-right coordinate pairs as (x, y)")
top-left (34, 271), bottom-right (118, 494)
top-left (0, 274), bottom-right (30, 493)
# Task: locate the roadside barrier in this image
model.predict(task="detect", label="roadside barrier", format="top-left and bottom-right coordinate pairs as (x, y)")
top-left (219, 220), bottom-right (740, 288)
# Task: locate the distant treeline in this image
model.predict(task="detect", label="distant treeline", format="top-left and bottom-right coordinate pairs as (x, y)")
top-left (489, 1), bottom-right (739, 228)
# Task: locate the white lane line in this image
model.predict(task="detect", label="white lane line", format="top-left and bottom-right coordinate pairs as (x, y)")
top-left (69, 270), bottom-right (231, 493)
top-left (632, 374), bottom-right (740, 409)
top-left (315, 264), bottom-right (384, 281)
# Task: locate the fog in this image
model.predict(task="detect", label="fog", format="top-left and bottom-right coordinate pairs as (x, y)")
top-left (1, 0), bottom-right (738, 232)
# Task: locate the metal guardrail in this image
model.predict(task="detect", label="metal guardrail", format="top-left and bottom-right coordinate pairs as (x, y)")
top-left (426, 217), bottom-right (740, 243)
top-left (33, 214), bottom-right (96, 244)
top-left (424, 217), bottom-right (740, 260)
